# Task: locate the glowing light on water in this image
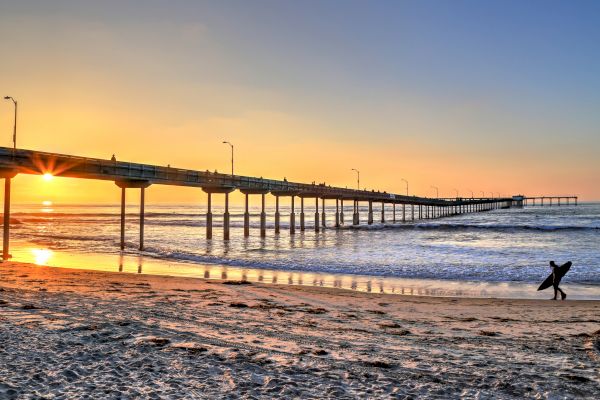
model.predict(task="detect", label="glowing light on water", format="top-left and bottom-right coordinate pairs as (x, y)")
top-left (42, 200), bottom-right (52, 206)
top-left (43, 173), bottom-right (53, 181)
top-left (31, 248), bottom-right (53, 265)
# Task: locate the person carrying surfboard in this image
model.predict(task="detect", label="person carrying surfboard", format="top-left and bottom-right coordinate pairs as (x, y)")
top-left (537, 261), bottom-right (572, 300)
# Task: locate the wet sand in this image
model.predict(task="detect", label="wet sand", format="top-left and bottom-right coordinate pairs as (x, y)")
top-left (1, 261), bottom-right (599, 399)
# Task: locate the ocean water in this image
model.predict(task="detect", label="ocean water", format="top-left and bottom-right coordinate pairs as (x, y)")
top-left (6, 202), bottom-right (600, 298)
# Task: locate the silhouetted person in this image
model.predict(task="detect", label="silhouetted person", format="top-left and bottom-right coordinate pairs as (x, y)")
top-left (111, 154), bottom-right (116, 162)
top-left (550, 261), bottom-right (567, 300)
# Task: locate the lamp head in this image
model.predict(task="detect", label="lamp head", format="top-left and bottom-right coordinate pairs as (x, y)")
top-left (4, 96), bottom-right (11, 100)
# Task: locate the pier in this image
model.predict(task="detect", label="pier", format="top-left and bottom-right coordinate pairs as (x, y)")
top-left (523, 196), bottom-right (578, 207)
top-left (1, 147), bottom-right (521, 259)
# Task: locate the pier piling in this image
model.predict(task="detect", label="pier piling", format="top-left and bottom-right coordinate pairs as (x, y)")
top-left (300, 197), bottom-right (305, 231)
top-left (290, 196), bottom-right (296, 234)
top-left (275, 195), bottom-right (280, 234)
top-left (139, 187), bottom-right (145, 250)
top-left (224, 192), bottom-right (230, 240)
top-left (3, 177), bottom-right (11, 260)
top-left (260, 194), bottom-right (266, 237)
top-left (206, 192), bottom-right (213, 239)
top-left (244, 193), bottom-right (250, 237)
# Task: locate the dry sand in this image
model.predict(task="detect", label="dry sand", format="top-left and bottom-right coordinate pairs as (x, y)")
top-left (1, 261), bottom-right (599, 399)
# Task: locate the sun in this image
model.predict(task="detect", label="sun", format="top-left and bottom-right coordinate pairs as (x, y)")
top-left (43, 173), bottom-right (54, 181)
top-left (42, 200), bottom-right (53, 206)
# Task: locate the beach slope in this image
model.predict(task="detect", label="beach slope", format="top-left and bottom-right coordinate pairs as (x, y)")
top-left (1, 262), bottom-right (599, 398)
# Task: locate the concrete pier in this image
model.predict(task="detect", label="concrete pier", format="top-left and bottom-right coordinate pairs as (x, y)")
top-left (244, 193), bottom-right (250, 237)
top-left (206, 192), bottom-right (213, 239)
top-left (300, 197), bottom-right (305, 231)
top-left (353, 200), bottom-right (359, 225)
top-left (0, 146), bottom-right (564, 248)
top-left (275, 195), bottom-right (280, 234)
top-left (139, 187), bottom-right (145, 250)
top-left (3, 177), bottom-right (12, 260)
top-left (224, 192), bottom-right (230, 240)
top-left (120, 187), bottom-right (126, 249)
top-left (260, 194), bottom-right (266, 237)
top-left (290, 196), bottom-right (296, 234)
top-left (314, 197), bottom-right (320, 232)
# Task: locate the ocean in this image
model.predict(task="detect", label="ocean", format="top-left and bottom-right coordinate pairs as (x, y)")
top-left (6, 201), bottom-right (600, 299)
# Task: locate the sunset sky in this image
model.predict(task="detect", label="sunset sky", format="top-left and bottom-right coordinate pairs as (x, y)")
top-left (1, 0), bottom-right (599, 204)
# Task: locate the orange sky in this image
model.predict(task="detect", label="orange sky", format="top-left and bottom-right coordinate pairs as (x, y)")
top-left (1, 2), bottom-right (598, 204)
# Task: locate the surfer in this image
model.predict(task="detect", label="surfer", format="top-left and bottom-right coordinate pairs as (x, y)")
top-left (537, 261), bottom-right (571, 300)
top-left (549, 261), bottom-right (567, 300)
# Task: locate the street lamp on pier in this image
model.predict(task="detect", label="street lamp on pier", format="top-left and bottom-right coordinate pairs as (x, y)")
top-left (401, 178), bottom-right (408, 196)
top-left (222, 141), bottom-right (234, 176)
top-left (3, 96), bottom-right (17, 149)
top-left (351, 168), bottom-right (360, 190)
top-left (431, 186), bottom-right (439, 198)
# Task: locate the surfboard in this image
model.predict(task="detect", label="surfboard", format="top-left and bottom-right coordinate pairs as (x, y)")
top-left (537, 261), bottom-right (572, 291)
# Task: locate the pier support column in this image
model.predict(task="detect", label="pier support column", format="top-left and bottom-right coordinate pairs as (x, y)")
top-left (402, 204), bottom-right (406, 222)
top-left (206, 193), bottom-right (213, 239)
top-left (335, 199), bottom-right (340, 227)
top-left (120, 187), bottom-right (126, 250)
top-left (260, 194), bottom-right (266, 237)
top-left (411, 204), bottom-right (414, 221)
top-left (300, 197), bottom-right (305, 231)
top-left (314, 197), bottom-right (320, 232)
top-left (244, 194), bottom-right (250, 237)
top-left (418, 205), bottom-right (422, 219)
top-left (224, 192), bottom-right (230, 241)
top-left (393, 204), bottom-right (396, 223)
top-left (275, 196), bottom-right (280, 234)
top-left (368, 201), bottom-right (373, 225)
top-left (381, 202), bottom-right (385, 223)
top-left (290, 196), bottom-right (296, 234)
top-left (139, 187), bottom-right (145, 250)
top-left (2, 177), bottom-right (12, 260)
top-left (321, 198), bottom-right (326, 228)
top-left (353, 200), bottom-right (359, 225)
top-left (340, 199), bottom-right (344, 225)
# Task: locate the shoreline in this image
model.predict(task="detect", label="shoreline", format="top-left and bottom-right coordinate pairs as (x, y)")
top-left (8, 242), bottom-right (600, 300)
top-left (1, 261), bottom-right (599, 398)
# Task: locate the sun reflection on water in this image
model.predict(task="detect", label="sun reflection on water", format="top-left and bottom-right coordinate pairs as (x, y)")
top-left (31, 248), bottom-right (53, 265)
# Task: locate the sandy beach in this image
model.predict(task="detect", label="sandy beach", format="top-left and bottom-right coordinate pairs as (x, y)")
top-left (1, 261), bottom-right (599, 399)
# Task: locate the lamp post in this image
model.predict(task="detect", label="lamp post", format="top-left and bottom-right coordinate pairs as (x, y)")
top-left (453, 188), bottom-right (459, 198)
top-left (3, 96), bottom-right (17, 149)
top-left (401, 178), bottom-right (408, 196)
top-left (351, 168), bottom-right (360, 190)
top-left (222, 141), bottom-right (233, 176)
top-left (468, 189), bottom-right (474, 198)
top-left (431, 186), bottom-right (439, 198)
top-left (481, 191), bottom-right (485, 198)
